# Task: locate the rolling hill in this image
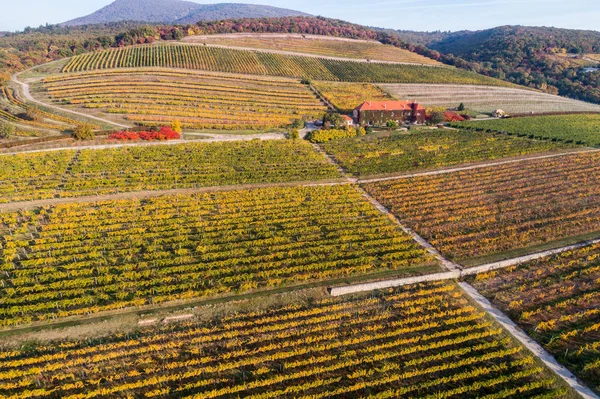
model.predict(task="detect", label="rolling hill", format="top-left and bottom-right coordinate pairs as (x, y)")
top-left (61, 0), bottom-right (309, 26)
top-left (393, 25), bottom-right (600, 104)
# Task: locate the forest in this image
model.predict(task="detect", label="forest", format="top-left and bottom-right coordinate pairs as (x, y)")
top-left (394, 26), bottom-right (600, 104)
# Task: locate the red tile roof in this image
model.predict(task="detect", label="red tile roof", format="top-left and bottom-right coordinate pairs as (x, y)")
top-left (355, 101), bottom-right (425, 112)
top-left (341, 115), bottom-right (354, 121)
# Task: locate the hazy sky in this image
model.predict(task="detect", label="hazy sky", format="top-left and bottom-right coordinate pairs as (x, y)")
top-left (2, 0), bottom-right (600, 32)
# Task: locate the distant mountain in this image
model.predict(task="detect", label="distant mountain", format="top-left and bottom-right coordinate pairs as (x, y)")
top-left (176, 4), bottom-right (311, 24)
top-left (62, 0), bottom-right (309, 27)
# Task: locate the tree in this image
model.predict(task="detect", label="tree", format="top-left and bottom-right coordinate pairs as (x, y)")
top-left (288, 128), bottom-right (299, 140)
top-left (457, 103), bottom-right (465, 111)
top-left (171, 120), bottom-right (183, 134)
top-left (365, 127), bottom-right (374, 135)
top-left (323, 113), bottom-right (343, 129)
top-left (73, 124), bottom-right (95, 140)
top-left (0, 121), bottom-right (15, 138)
top-left (291, 119), bottom-right (304, 129)
top-left (386, 120), bottom-right (398, 129)
top-left (355, 126), bottom-right (366, 136)
top-left (428, 111), bottom-right (446, 125)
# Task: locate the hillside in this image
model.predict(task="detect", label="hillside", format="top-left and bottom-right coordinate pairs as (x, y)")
top-left (176, 4), bottom-right (310, 24)
top-left (62, 0), bottom-right (309, 26)
top-left (185, 34), bottom-right (442, 65)
top-left (393, 25), bottom-right (600, 104)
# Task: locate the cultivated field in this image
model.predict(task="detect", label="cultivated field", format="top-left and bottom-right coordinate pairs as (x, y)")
top-left (470, 243), bottom-right (600, 394)
top-left (321, 130), bottom-right (573, 177)
top-left (0, 281), bottom-right (569, 398)
top-left (363, 151), bottom-right (600, 263)
top-left (41, 69), bottom-right (326, 130)
top-left (0, 185), bottom-right (435, 327)
top-left (184, 33), bottom-right (443, 65)
top-left (0, 86), bottom-right (89, 133)
top-left (584, 54), bottom-right (600, 62)
top-left (380, 84), bottom-right (600, 114)
top-left (456, 114), bottom-right (600, 146)
top-left (0, 140), bottom-right (340, 203)
top-left (312, 81), bottom-right (392, 112)
top-left (61, 44), bottom-right (514, 86)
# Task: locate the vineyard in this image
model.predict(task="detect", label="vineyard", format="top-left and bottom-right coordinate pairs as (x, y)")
top-left (42, 69), bottom-right (327, 130)
top-left (455, 114), bottom-right (600, 146)
top-left (0, 281), bottom-right (569, 398)
top-left (0, 140), bottom-right (340, 203)
top-left (312, 81), bottom-right (392, 112)
top-left (60, 44), bottom-right (514, 86)
top-left (321, 129), bottom-right (572, 177)
top-left (306, 128), bottom-right (358, 143)
top-left (184, 34), bottom-right (443, 65)
top-left (0, 185), bottom-right (435, 327)
top-left (0, 86), bottom-right (90, 132)
top-left (0, 150), bottom-right (76, 202)
top-left (380, 84), bottom-right (600, 114)
top-left (363, 151), bottom-right (600, 262)
top-left (470, 243), bottom-right (600, 394)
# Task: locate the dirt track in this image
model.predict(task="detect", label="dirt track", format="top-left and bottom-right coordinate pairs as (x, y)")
top-left (11, 68), bottom-right (130, 129)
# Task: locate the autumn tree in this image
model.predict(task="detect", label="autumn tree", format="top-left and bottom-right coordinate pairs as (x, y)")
top-left (73, 124), bottom-right (95, 140)
top-left (171, 120), bottom-right (183, 134)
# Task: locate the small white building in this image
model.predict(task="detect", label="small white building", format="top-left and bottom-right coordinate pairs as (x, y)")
top-left (341, 115), bottom-right (354, 127)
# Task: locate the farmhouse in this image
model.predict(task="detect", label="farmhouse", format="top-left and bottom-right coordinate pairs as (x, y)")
top-left (353, 100), bottom-right (426, 126)
top-left (341, 115), bottom-right (355, 127)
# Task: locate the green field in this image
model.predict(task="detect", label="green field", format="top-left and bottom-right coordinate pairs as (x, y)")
top-left (0, 140), bottom-right (340, 204)
top-left (0, 185), bottom-right (435, 327)
top-left (320, 130), bottom-right (573, 177)
top-left (61, 44), bottom-right (515, 86)
top-left (454, 114), bottom-right (600, 146)
top-left (469, 243), bottom-right (600, 394)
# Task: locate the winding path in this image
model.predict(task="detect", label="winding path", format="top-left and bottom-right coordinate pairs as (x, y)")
top-left (10, 68), bottom-right (130, 129)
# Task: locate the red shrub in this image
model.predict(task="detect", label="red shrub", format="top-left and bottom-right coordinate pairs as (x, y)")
top-left (109, 127), bottom-right (181, 141)
top-left (444, 112), bottom-right (465, 122)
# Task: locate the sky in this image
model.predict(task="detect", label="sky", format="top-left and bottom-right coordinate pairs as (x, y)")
top-left (2, 0), bottom-right (600, 33)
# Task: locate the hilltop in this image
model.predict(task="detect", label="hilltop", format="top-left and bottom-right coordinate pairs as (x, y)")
top-left (61, 0), bottom-right (309, 26)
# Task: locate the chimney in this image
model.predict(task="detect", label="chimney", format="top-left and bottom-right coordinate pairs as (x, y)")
top-left (384, 103), bottom-right (387, 109)
top-left (410, 102), bottom-right (419, 123)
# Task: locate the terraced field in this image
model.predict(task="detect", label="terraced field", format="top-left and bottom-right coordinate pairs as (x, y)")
top-left (61, 44), bottom-right (514, 86)
top-left (0, 86), bottom-right (88, 132)
top-left (470, 243), bottom-right (600, 394)
top-left (321, 129), bottom-right (573, 177)
top-left (0, 140), bottom-right (340, 203)
top-left (0, 185), bottom-right (436, 327)
top-left (380, 84), bottom-right (600, 114)
top-left (0, 281), bottom-right (569, 398)
top-left (312, 81), bottom-right (392, 112)
top-left (184, 33), bottom-right (443, 65)
top-left (364, 151), bottom-right (600, 263)
top-left (455, 114), bottom-right (600, 147)
top-left (41, 69), bottom-right (327, 130)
